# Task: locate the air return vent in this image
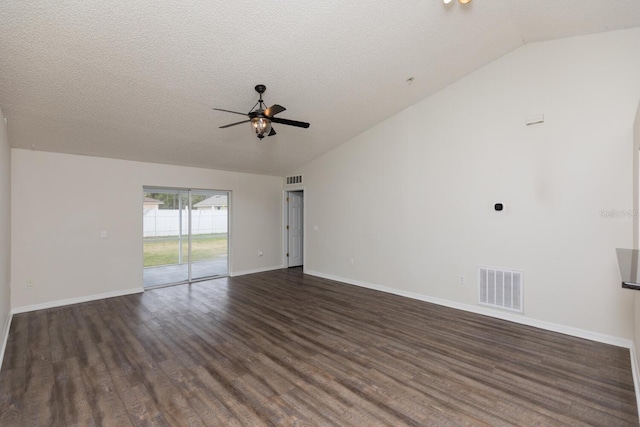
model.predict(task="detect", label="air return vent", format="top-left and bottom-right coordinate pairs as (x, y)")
top-left (478, 267), bottom-right (523, 313)
top-left (285, 175), bottom-right (303, 185)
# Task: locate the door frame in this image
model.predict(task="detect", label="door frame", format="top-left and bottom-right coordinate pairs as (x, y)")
top-left (283, 188), bottom-right (305, 269)
top-left (142, 186), bottom-right (232, 288)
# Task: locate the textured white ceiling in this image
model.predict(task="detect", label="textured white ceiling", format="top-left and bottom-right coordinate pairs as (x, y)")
top-left (1, 0), bottom-right (639, 175)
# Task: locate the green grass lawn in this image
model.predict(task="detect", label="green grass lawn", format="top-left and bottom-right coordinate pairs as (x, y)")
top-left (144, 234), bottom-right (228, 267)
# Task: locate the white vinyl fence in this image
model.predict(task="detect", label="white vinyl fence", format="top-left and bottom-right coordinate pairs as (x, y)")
top-left (143, 209), bottom-right (228, 237)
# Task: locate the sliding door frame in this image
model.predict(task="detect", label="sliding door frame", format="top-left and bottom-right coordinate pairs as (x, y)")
top-left (143, 186), bottom-right (231, 288)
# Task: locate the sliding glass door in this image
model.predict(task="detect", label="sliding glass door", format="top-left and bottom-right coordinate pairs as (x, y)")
top-left (143, 187), bottom-right (229, 288)
top-left (189, 189), bottom-right (229, 281)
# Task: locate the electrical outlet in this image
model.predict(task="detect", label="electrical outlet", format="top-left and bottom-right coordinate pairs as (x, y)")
top-left (26, 280), bottom-right (34, 288)
top-left (459, 275), bottom-right (465, 285)
top-left (258, 250), bottom-right (263, 257)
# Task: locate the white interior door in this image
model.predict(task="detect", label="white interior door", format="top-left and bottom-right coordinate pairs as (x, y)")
top-left (287, 191), bottom-right (303, 267)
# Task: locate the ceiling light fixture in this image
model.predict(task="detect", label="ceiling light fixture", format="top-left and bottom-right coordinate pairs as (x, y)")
top-left (213, 85), bottom-right (310, 140)
top-left (443, 0), bottom-right (471, 4)
top-left (251, 116), bottom-right (272, 139)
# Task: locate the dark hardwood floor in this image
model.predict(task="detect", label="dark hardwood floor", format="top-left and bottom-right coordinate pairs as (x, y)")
top-left (0, 268), bottom-right (637, 426)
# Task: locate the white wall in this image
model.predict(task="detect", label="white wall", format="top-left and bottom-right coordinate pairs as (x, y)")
top-left (634, 98), bottom-right (640, 371)
top-left (0, 109), bottom-right (11, 361)
top-left (297, 28), bottom-right (640, 341)
top-left (11, 150), bottom-right (283, 309)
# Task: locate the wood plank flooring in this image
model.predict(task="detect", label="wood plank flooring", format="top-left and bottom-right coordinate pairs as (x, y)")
top-left (0, 268), bottom-right (637, 426)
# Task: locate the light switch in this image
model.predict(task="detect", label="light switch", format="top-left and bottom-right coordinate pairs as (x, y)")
top-left (100, 231), bottom-right (108, 238)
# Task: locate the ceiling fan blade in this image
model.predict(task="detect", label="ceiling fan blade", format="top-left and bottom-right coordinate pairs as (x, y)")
top-left (268, 127), bottom-right (277, 136)
top-left (265, 104), bottom-right (286, 117)
top-left (212, 108), bottom-right (249, 117)
top-left (270, 117), bottom-right (310, 128)
top-left (219, 119), bottom-right (250, 129)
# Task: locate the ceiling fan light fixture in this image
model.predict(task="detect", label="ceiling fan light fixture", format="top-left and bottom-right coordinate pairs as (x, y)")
top-left (214, 84), bottom-right (309, 139)
top-left (251, 116), bottom-right (271, 139)
top-left (458, 0), bottom-right (471, 3)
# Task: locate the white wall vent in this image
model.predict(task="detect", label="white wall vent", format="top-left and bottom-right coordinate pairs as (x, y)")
top-left (478, 267), bottom-right (523, 313)
top-left (285, 175), bottom-right (303, 185)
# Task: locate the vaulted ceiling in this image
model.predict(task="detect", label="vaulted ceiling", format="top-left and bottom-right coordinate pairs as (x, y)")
top-left (1, 1), bottom-right (640, 175)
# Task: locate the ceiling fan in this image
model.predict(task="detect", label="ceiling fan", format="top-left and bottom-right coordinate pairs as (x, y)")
top-left (213, 84), bottom-right (310, 140)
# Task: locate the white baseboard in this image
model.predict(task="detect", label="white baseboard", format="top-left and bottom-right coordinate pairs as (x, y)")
top-left (11, 287), bottom-right (144, 314)
top-left (0, 310), bottom-right (13, 370)
top-left (304, 270), bottom-right (633, 349)
top-left (229, 265), bottom-right (283, 277)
